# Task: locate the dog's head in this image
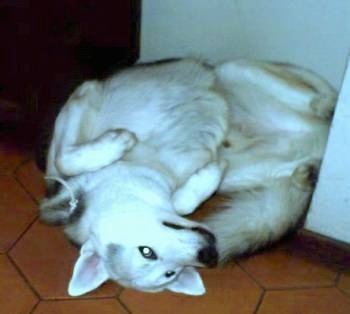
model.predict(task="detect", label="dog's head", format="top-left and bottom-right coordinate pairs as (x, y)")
top-left (41, 164), bottom-right (218, 296)
top-left (68, 209), bottom-right (218, 296)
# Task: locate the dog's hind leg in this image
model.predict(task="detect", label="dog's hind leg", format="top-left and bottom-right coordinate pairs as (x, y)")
top-left (206, 160), bottom-right (320, 261)
top-left (216, 60), bottom-right (336, 132)
top-left (47, 81), bottom-right (137, 177)
top-left (278, 63), bottom-right (337, 120)
top-left (172, 160), bottom-right (227, 215)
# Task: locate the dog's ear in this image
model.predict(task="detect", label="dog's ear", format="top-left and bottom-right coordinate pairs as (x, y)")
top-left (166, 266), bottom-right (206, 296)
top-left (68, 239), bottom-right (109, 296)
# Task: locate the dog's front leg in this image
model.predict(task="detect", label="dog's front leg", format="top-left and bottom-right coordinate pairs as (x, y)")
top-left (172, 161), bottom-right (227, 215)
top-left (49, 81), bottom-right (137, 176)
top-left (56, 129), bottom-right (136, 176)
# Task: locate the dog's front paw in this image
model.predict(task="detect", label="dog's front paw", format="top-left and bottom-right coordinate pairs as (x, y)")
top-left (101, 129), bottom-right (137, 150)
top-left (113, 129), bottom-right (137, 150)
top-left (172, 160), bottom-right (227, 215)
top-left (97, 129), bottom-right (137, 160)
top-left (173, 196), bottom-right (199, 216)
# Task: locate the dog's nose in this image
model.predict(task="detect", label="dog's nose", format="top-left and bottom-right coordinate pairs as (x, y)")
top-left (197, 246), bottom-right (218, 268)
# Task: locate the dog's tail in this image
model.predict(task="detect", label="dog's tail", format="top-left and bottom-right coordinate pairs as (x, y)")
top-left (204, 161), bottom-right (318, 262)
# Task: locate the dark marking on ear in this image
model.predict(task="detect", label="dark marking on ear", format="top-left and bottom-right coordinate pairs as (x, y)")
top-left (40, 190), bottom-right (85, 226)
top-left (45, 181), bottom-right (61, 198)
top-left (40, 195), bottom-right (72, 226)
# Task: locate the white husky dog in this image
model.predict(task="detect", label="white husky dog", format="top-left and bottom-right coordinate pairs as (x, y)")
top-left (39, 58), bottom-right (335, 296)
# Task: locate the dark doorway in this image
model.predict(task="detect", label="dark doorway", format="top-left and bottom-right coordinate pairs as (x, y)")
top-left (0, 0), bottom-right (140, 152)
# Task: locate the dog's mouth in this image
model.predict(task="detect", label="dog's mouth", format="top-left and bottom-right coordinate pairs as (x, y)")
top-left (163, 221), bottom-right (218, 268)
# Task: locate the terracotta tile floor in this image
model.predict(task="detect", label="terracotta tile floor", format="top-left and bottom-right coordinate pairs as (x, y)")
top-left (1, 132), bottom-right (350, 314)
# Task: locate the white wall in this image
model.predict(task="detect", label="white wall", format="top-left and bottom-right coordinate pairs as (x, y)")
top-left (140, 1), bottom-right (245, 62)
top-left (140, 0), bottom-right (350, 89)
top-left (305, 57), bottom-right (350, 244)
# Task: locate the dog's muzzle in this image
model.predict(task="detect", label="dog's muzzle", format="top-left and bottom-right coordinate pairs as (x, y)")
top-left (163, 222), bottom-right (218, 267)
top-left (192, 227), bottom-right (218, 267)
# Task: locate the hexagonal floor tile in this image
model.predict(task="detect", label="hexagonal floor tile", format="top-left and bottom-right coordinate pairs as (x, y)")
top-left (15, 159), bottom-right (46, 202)
top-left (10, 220), bottom-right (121, 299)
top-left (338, 271), bottom-right (350, 296)
top-left (0, 176), bottom-right (37, 252)
top-left (238, 245), bottom-right (337, 289)
top-left (34, 299), bottom-right (128, 314)
top-left (0, 255), bottom-right (38, 313)
top-left (120, 264), bottom-right (262, 314)
top-left (258, 288), bottom-right (350, 314)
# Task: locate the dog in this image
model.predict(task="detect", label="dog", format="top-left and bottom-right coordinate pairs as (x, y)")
top-left (39, 58), bottom-right (336, 296)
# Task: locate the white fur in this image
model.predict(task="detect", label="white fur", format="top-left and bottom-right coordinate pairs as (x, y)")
top-left (39, 58), bottom-right (336, 296)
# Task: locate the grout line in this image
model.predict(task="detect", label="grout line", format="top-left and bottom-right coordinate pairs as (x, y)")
top-left (235, 262), bottom-right (268, 314)
top-left (116, 289), bottom-right (132, 314)
top-left (6, 170), bottom-right (42, 253)
top-left (115, 287), bottom-right (124, 298)
top-left (335, 271), bottom-right (342, 285)
top-left (7, 253), bottom-right (42, 300)
top-left (41, 296), bottom-right (117, 302)
top-left (35, 295), bottom-right (125, 305)
top-left (235, 262), bottom-right (265, 290)
top-left (29, 299), bottom-right (41, 314)
top-left (335, 271), bottom-right (350, 301)
top-left (13, 166), bottom-right (41, 206)
top-left (253, 290), bottom-right (265, 314)
top-left (337, 286), bottom-right (350, 301)
top-left (265, 284), bottom-right (337, 292)
top-left (13, 156), bottom-right (33, 175)
top-left (7, 215), bottom-right (39, 253)
top-left (236, 258), bottom-right (340, 293)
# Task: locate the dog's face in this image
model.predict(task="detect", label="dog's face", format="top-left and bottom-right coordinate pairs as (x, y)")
top-left (68, 211), bottom-right (218, 296)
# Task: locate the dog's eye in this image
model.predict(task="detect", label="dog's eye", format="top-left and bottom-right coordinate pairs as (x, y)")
top-left (138, 246), bottom-right (157, 260)
top-left (165, 270), bottom-right (176, 278)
